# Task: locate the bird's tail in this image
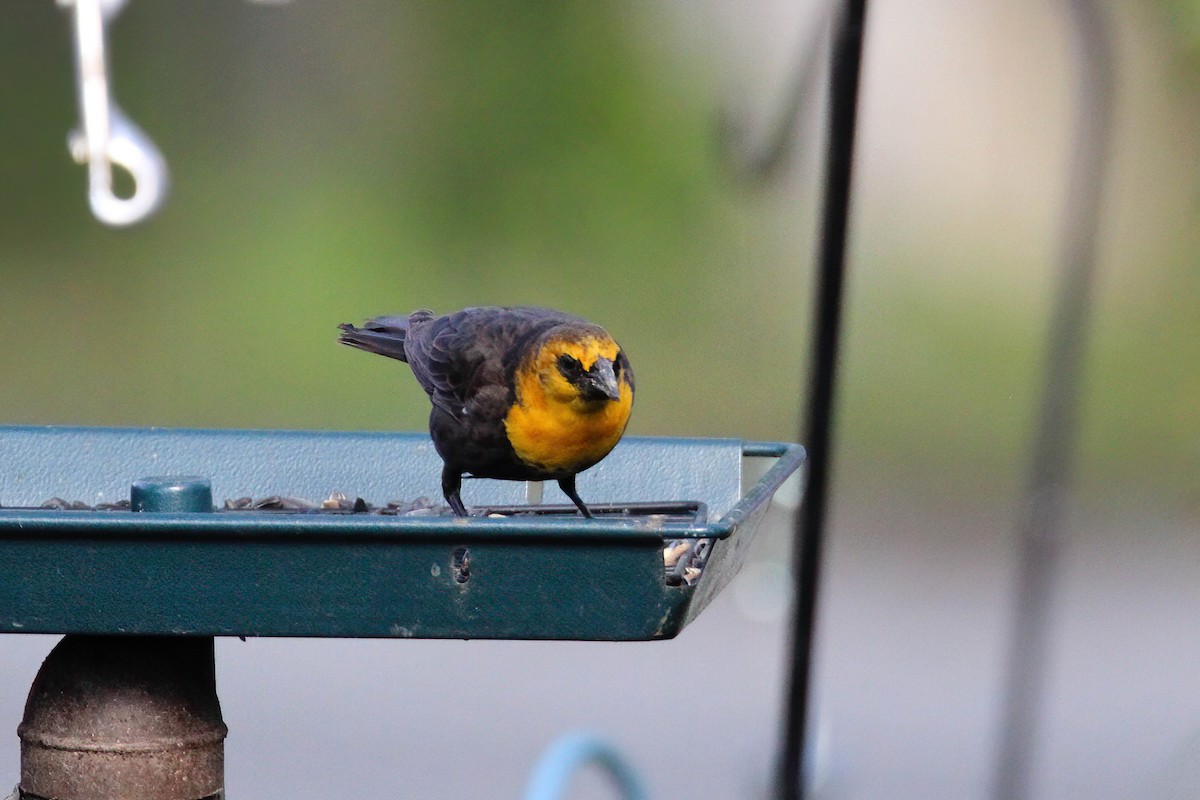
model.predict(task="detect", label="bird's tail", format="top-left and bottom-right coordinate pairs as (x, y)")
top-left (337, 316), bottom-right (412, 362)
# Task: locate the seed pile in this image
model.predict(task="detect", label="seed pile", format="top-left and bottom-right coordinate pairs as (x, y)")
top-left (221, 492), bottom-right (444, 516)
top-left (22, 494), bottom-right (710, 583)
top-left (37, 498), bottom-right (131, 511)
top-left (663, 538), bottom-right (712, 586)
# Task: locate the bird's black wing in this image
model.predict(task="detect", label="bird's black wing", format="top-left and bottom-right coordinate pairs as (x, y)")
top-left (405, 307), bottom-right (575, 424)
top-left (385, 310), bottom-right (459, 420)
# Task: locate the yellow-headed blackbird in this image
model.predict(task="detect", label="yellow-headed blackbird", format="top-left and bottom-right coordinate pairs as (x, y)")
top-left (338, 306), bottom-right (634, 517)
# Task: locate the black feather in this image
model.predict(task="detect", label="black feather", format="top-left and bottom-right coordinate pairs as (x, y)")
top-left (337, 320), bottom-right (409, 363)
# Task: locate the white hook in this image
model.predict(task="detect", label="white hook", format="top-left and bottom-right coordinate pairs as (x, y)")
top-left (61, 0), bottom-right (168, 227)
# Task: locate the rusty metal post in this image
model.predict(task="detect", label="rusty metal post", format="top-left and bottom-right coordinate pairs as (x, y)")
top-left (18, 477), bottom-right (226, 800)
top-left (18, 636), bottom-right (226, 800)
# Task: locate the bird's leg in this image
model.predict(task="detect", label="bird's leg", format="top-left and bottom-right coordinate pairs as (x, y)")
top-left (557, 475), bottom-right (593, 518)
top-left (442, 465), bottom-right (468, 517)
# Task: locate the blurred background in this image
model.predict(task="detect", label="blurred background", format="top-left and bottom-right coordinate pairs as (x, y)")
top-left (0, 0), bottom-right (1197, 798)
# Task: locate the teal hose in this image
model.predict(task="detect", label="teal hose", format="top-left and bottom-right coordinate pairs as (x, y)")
top-left (523, 732), bottom-right (649, 800)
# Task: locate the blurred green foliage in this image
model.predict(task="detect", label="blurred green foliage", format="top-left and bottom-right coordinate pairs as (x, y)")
top-left (0, 1), bottom-right (789, 434)
top-left (0, 1), bottom-right (1194, 513)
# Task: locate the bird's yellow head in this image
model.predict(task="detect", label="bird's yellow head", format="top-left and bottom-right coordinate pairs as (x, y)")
top-left (535, 334), bottom-right (629, 406)
top-left (505, 326), bottom-right (634, 474)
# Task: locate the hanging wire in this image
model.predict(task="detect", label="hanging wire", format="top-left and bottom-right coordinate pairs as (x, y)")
top-left (776, 1), bottom-right (869, 798)
top-left (990, 1), bottom-right (1114, 797)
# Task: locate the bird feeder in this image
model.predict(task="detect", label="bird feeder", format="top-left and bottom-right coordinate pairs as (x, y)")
top-left (0, 425), bottom-right (801, 799)
top-left (0, 425), bottom-right (803, 641)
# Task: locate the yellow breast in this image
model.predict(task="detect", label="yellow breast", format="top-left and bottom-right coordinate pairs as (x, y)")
top-left (504, 338), bottom-right (633, 474)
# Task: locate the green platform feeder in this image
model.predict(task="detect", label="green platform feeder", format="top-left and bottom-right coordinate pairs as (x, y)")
top-left (0, 425), bottom-right (804, 642)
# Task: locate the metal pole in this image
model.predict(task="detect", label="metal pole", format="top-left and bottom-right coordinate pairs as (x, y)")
top-left (19, 636), bottom-right (227, 800)
top-left (777, 1), bottom-right (869, 798)
top-left (991, 1), bottom-right (1113, 797)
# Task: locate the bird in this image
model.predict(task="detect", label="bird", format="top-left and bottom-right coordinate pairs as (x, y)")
top-left (338, 306), bottom-right (634, 518)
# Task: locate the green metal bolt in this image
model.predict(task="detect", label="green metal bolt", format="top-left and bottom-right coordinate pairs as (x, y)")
top-left (130, 477), bottom-right (213, 513)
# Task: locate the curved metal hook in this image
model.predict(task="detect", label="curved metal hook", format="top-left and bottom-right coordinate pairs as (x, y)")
top-left (69, 106), bottom-right (170, 228)
top-left (62, 0), bottom-right (169, 227)
top-left (719, 7), bottom-right (832, 183)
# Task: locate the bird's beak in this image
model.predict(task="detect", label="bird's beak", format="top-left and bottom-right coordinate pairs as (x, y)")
top-left (584, 358), bottom-right (622, 402)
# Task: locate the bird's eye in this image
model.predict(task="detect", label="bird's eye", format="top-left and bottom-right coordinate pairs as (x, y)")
top-left (612, 354), bottom-right (622, 375)
top-left (557, 353), bottom-right (583, 377)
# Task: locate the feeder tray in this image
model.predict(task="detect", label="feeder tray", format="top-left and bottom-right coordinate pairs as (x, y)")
top-left (0, 426), bottom-right (804, 641)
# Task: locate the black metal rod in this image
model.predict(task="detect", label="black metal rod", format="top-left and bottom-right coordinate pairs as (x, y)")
top-left (990, 1), bottom-right (1113, 798)
top-left (777, 2), bottom-right (868, 798)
